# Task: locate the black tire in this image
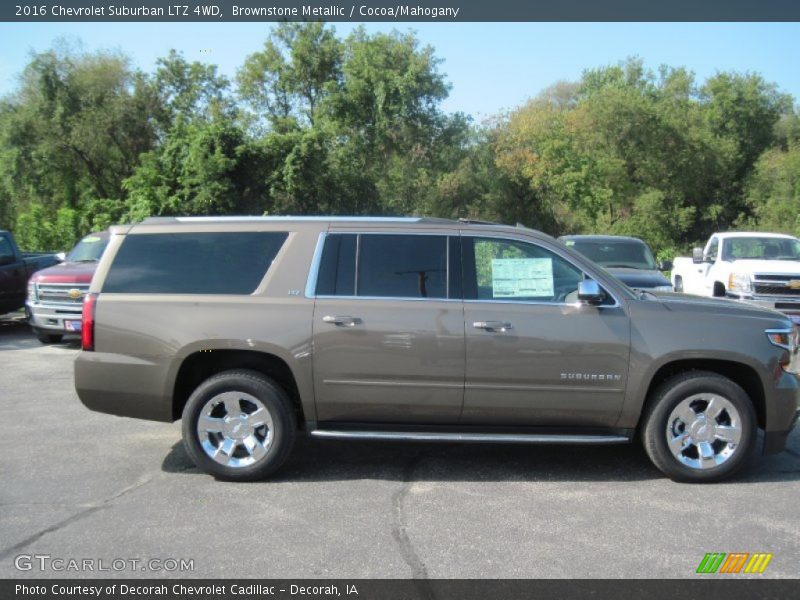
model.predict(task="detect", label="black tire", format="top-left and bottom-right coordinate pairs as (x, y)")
top-left (181, 369), bottom-right (296, 481)
top-left (33, 328), bottom-right (63, 344)
top-left (673, 276), bottom-right (683, 293)
top-left (642, 371), bottom-right (757, 483)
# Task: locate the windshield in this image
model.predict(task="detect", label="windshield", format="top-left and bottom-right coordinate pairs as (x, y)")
top-left (721, 237), bottom-right (800, 261)
top-left (567, 240), bottom-right (657, 270)
top-left (67, 235), bottom-right (108, 262)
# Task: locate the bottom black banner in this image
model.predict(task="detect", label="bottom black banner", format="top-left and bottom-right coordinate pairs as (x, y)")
top-left (3, 579), bottom-right (800, 600)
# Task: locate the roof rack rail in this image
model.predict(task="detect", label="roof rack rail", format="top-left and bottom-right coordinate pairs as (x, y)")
top-left (457, 218), bottom-right (501, 226)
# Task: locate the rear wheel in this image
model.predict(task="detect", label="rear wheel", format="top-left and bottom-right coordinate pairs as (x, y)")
top-left (33, 328), bottom-right (63, 344)
top-left (642, 371), bottom-right (757, 482)
top-left (181, 370), bottom-right (296, 481)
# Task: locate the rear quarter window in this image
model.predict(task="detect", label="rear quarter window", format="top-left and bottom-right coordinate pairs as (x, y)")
top-left (102, 232), bottom-right (288, 294)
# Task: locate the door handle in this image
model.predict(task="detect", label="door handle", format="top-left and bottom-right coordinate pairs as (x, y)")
top-left (473, 320), bottom-right (513, 332)
top-left (323, 315), bottom-right (362, 327)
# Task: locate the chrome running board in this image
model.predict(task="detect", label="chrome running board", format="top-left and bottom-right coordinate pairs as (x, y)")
top-left (310, 430), bottom-right (630, 444)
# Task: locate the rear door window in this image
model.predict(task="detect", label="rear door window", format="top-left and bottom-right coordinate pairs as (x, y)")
top-left (103, 232), bottom-right (288, 294)
top-left (357, 235), bottom-right (448, 299)
top-left (316, 233), bottom-right (451, 299)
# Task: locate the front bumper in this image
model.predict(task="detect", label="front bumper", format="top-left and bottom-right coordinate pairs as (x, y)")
top-left (764, 410), bottom-right (800, 454)
top-left (26, 301), bottom-right (83, 334)
top-left (763, 371), bottom-right (800, 454)
top-left (727, 294), bottom-right (800, 324)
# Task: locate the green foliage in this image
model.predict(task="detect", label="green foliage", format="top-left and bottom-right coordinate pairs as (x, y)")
top-left (15, 205), bottom-right (79, 251)
top-left (743, 142), bottom-right (800, 236)
top-left (494, 58), bottom-right (793, 255)
top-left (0, 38), bottom-right (796, 261)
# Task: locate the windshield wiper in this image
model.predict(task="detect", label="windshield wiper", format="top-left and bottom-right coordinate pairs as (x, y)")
top-left (603, 263), bottom-right (640, 269)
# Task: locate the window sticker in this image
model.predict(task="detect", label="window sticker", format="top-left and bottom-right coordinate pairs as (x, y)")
top-left (491, 258), bottom-right (554, 298)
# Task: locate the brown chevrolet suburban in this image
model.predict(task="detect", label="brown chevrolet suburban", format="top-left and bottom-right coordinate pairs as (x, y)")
top-left (74, 217), bottom-right (800, 482)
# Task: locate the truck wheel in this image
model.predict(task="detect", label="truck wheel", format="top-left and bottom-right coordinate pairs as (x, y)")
top-left (673, 276), bottom-right (683, 292)
top-left (642, 371), bottom-right (757, 482)
top-left (181, 370), bottom-right (296, 481)
top-left (33, 329), bottom-right (63, 344)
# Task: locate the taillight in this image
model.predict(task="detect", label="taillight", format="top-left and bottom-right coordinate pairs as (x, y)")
top-left (82, 293), bottom-right (97, 351)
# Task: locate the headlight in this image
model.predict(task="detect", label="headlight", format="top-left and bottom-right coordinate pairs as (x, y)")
top-left (27, 281), bottom-right (37, 302)
top-left (766, 328), bottom-right (799, 373)
top-left (653, 285), bottom-right (673, 292)
top-left (728, 272), bottom-right (752, 294)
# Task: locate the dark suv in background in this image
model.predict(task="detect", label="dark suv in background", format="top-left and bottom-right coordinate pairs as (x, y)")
top-left (559, 235), bottom-right (673, 291)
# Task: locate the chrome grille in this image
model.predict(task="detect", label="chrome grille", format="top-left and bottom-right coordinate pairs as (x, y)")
top-left (753, 285), bottom-right (800, 296)
top-left (752, 274), bottom-right (800, 297)
top-left (36, 283), bottom-right (90, 306)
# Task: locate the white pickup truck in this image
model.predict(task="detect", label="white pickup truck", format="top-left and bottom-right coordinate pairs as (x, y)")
top-left (672, 232), bottom-right (800, 324)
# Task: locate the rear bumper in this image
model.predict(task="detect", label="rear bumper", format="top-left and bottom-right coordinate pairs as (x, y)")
top-left (74, 351), bottom-right (174, 422)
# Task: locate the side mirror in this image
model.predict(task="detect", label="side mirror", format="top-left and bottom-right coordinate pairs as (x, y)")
top-left (578, 280), bottom-right (606, 306)
top-left (55, 252), bottom-right (66, 262)
top-left (658, 260), bottom-right (673, 271)
top-left (692, 247), bottom-right (705, 264)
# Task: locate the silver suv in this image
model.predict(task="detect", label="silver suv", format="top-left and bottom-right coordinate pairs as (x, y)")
top-left (75, 217), bottom-right (800, 482)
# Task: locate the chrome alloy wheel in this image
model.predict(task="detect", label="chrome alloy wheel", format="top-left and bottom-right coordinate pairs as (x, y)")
top-left (666, 393), bottom-right (743, 470)
top-left (197, 391), bottom-right (274, 468)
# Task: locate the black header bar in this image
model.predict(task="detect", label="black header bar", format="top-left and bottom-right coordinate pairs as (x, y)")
top-left (3, 579), bottom-right (800, 600)
top-left (3, 0), bottom-right (800, 22)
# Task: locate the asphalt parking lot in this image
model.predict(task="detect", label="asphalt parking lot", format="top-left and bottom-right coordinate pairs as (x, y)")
top-left (1, 313), bottom-right (799, 579)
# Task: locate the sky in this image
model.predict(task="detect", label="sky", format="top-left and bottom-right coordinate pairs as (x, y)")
top-left (0, 22), bottom-right (798, 119)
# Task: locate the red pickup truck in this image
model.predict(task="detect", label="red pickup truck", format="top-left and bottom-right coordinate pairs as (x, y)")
top-left (0, 230), bottom-right (60, 316)
top-left (26, 231), bottom-right (109, 343)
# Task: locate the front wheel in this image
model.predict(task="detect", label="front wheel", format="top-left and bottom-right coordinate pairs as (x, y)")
top-left (181, 370), bottom-right (296, 481)
top-left (642, 371), bottom-right (757, 482)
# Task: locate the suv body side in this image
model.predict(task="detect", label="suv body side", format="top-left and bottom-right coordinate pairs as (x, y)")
top-left (75, 218), bottom-right (799, 455)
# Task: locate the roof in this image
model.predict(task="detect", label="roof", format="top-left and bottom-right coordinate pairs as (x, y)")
top-left (713, 231), bottom-right (798, 240)
top-left (135, 215), bottom-right (542, 233)
top-left (141, 216), bottom-right (449, 225)
top-left (559, 234), bottom-right (647, 244)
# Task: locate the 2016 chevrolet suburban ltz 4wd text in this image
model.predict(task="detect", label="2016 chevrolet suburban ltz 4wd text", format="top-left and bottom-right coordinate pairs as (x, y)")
top-left (74, 217), bottom-right (800, 482)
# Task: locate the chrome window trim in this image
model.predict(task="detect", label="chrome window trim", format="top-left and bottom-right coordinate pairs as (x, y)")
top-left (175, 216), bottom-right (426, 223)
top-left (354, 232), bottom-right (361, 295)
top-left (305, 229), bottom-right (623, 307)
top-left (306, 231), bottom-right (454, 301)
top-left (304, 232), bottom-right (327, 299)
top-left (445, 237), bottom-right (450, 299)
top-left (460, 231), bottom-right (623, 309)
top-left (315, 295), bottom-right (461, 303)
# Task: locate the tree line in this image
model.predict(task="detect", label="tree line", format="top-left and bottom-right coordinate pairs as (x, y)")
top-left (0, 23), bottom-right (798, 260)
